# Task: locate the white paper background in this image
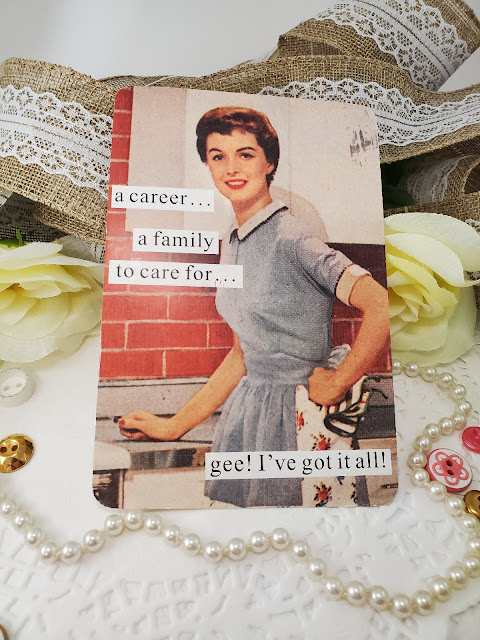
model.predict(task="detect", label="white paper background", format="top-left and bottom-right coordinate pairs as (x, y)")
top-left (1, 1), bottom-right (480, 638)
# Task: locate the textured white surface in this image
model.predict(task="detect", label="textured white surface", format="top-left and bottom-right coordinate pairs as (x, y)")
top-left (0, 329), bottom-right (480, 639)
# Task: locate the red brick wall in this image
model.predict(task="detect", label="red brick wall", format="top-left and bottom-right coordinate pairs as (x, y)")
top-left (99, 90), bottom-right (391, 380)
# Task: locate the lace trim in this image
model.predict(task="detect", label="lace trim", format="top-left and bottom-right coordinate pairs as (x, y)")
top-left (259, 79), bottom-right (480, 147)
top-left (0, 85), bottom-right (112, 198)
top-left (315, 0), bottom-right (470, 90)
top-left (405, 156), bottom-right (463, 204)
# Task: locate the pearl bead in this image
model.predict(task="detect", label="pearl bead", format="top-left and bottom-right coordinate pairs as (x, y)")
top-left (438, 417), bottom-right (454, 436)
top-left (163, 525), bottom-right (181, 546)
top-left (290, 539), bottom-right (310, 562)
top-left (411, 468), bottom-right (429, 487)
top-left (104, 514), bottom-right (124, 537)
top-left (466, 535), bottom-right (480, 556)
top-left (144, 514), bottom-right (163, 536)
top-left (203, 541), bottom-right (223, 563)
top-left (452, 414), bottom-right (467, 430)
top-left (368, 586), bottom-right (390, 611)
top-left (457, 401), bottom-right (472, 416)
top-left (458, 514), bottom-right (480, 533)
top-left (463, 554), bottom-right (480, 578)
top-left (61, 541), bottom-right (82, 564)
top-left (450, 384), bottom-right (466, 401)
top-left (413, 435), bottom-right (431, 453)
top-left (345, 581), bottom-right (367, 606)
top-left (427, 481), bottom-right (447, 502)
top-left (421, 367), bottom-right (437, 383)
top-left (12, 511), bottom-right (32, 530)
top-left (424, 423), bottom-right (441, 441)
top-left (24, 526), bottom-right (45, 547)
top-left (407, 451), bottom-right (426, 469)
top-left (124, 510), bottom-right (143, 530)
top-left (405, 363), bottom-right (420, 377)
top-left (446, 565), bottom-right (469, 589)
top-left (183, 534), bottom-right (201, 555)
top-left (392, 360), bottom-right (403, 375)
top-left (0, 498), bottom-right (17, 518)
top-left (307, 558), bottom-right (326, 580)
top-left (437, 372), bottom-right (454, 389)
top-left (271, 528), bottom-right (290, 551)
top-left (83, 529), bottom-right (105, 553)
top-left (390, 594), bottom-right (413, 619)
top-left (445, 495), bottom-right (466, 517)
top-left (39, 541), bottom-right (58, 564)
top-left (249, 531), bottom-right (269, 554)
top-left (226, 538), bottom-right (247, 561)
top-left (412, 590), bottom-right (435, 615)
top-left (324, 577), bottom-right (344, 600)
top-left (429, 576), bottom-right (452, 602)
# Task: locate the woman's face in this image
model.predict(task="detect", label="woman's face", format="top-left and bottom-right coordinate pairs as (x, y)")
top-left (205, 129), bottom-right (274, 206)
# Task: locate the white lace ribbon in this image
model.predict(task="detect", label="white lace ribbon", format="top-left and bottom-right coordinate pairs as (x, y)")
top-left (1, 79), bottom-right (480, 198)
top-left (0, 85), bottom-right (112, 198)
top-left (260, 78), bottom-right (480, 147)
top-left (315, 0), bottom-right (471, 90)
top-left (405, 156), bottom-right (463, 204)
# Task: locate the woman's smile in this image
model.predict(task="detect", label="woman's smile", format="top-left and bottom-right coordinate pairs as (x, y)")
top-left (225, 179), bottom-right (248, 189)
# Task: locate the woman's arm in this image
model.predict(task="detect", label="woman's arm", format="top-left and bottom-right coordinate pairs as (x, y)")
top-left (119, 332), bottom-right (246, 440)
top-left (308, 275), bottom-right (390, 406)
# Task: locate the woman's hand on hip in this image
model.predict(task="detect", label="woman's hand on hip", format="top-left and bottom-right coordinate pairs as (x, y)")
top-left (118, 411), bottom-right (183, 441)
top-left (308, 367), bottom-right (350, 406)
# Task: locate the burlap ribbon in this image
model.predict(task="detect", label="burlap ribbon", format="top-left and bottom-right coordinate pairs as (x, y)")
top-left (0, 0), bottom-right (479, 248)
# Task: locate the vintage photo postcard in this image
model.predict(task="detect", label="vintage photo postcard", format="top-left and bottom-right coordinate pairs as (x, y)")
top-left (93, 86), bottom-right (397, 510)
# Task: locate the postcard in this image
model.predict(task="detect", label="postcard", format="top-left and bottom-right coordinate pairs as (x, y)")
top-left (93, 86), bottom-right (397, 510)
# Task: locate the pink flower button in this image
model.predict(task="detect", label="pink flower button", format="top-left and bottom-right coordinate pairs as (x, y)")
top-left (462, 427), bottom-right (480, 454)
top-left (426, 448), bottom-right (473, 493)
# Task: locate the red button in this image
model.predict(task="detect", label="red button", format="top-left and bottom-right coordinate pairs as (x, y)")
top-left (426, 448), bottom-right (473, 493)
top-left (462, 427), bottom-right (480, 453)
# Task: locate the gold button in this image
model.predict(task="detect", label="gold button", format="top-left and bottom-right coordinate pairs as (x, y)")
top-left (0, 434), bottom-right (34, 473)
top-left (464, 490), bottom-right (480, 518)
top-left (0, 623), bottom-right (8, 639)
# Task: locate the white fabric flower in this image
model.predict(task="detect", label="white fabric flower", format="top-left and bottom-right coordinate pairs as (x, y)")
top-left (0, 239), bottom-right (103, 362)
top-left (385, 213), bottom-right (480, 366)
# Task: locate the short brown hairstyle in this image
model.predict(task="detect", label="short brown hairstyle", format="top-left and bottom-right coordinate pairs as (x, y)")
top-left (196, 106), bottom-right (280, 186)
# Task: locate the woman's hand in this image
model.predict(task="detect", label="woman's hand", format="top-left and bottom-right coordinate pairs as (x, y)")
top-left (308, 367), bottom-right (350, 407)
top-left (118, 411), bottom-right (183, 441)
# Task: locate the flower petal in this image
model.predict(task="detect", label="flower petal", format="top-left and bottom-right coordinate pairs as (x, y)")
top-left (0, 295), bottom-right (69, 339)
top-left (391, 287), bottom-right (477, 365)
top-left (386, 234), bottom-right (479, 287)
top-left (385, 213), bottom-right (480, 272)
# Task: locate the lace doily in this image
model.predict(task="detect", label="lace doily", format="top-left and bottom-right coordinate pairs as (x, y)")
top-left (259, 79), bottom-right (480, 147)
top-left (0, 332), bottom-right (480, 639)
top-left (315, 0), bottom-right (471, 90)
top-left (405, 156), bottom-right (463, 204)
top-left (0, 85), bottom-right (112, 198)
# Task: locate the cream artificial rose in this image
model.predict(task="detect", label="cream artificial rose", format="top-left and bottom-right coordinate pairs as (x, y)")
top-left (385, 213), bottom-right (480, 366)
top-left (0, 239), bottom-right (103, 362)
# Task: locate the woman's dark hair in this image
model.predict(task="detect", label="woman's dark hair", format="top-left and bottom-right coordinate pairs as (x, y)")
top-left (196, 106), bottom-right (280, 186)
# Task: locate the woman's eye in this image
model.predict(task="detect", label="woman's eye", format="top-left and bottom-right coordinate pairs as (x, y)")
top-left (211, 154), bottom-right (223, 161)
top-left (240, 153), bottom-right (254, 159)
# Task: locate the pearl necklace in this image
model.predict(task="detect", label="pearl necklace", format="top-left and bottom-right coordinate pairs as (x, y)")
top-left (1, 361), bottom-right (479, 622)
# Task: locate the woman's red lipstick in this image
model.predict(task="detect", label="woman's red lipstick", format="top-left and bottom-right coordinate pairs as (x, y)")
top-left (225, 180), bottom-right (247, 190)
